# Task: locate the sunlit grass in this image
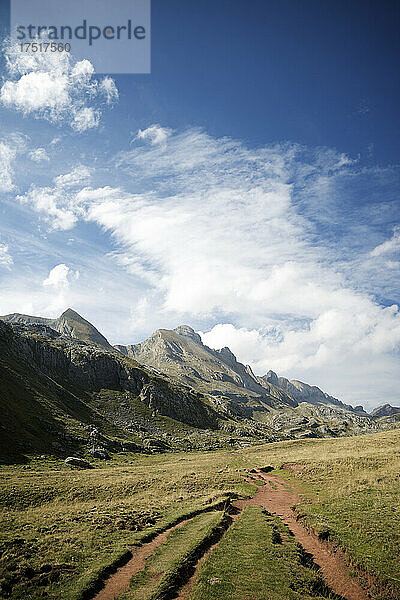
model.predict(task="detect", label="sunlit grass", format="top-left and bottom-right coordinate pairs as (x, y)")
top-left (0, 429), bottom-right (399, 599)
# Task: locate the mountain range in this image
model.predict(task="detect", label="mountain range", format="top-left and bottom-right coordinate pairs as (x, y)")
top-left (1, 308), bottom-right (399, 463)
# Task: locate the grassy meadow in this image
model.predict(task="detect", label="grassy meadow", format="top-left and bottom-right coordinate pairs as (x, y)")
top-left (189, 506), bottom-right (333, 600)
top-left (0, 429), bottom-right (399, 599)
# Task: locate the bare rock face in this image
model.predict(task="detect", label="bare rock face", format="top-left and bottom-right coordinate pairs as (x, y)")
top-left (0, 308), bottom-right (115, 352)
top-left (265, 370), bottom-right (279, 386)
top-left (173, 325), bottom-right (202, 344)
top-left (116, 326), bottom-right (298, 416)
top-left (371, 403), bottom-right (400, 418)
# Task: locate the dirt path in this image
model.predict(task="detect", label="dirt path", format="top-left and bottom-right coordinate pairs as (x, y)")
top-left (92, 471), bottom-right (369, 600)
top-left (93, 518), bottom-right (191, 600)
top-left (232, 471), bottom-right (369, 600)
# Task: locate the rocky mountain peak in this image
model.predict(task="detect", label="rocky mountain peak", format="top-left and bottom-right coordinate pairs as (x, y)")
top-left (0, 308), bottom-right (115, 352)
top-left (265, 370), bottom-right (279, 386)
top-left (59, 308), bottom-right (84, 320)
top-left (53, 309), bottom-right (115, 352)
top-left (173, 325), bottom-right (203, 344)
top-left (371, 403), bottom-right (400, 418)
top-left (215, 346), bottom-right (237, 366)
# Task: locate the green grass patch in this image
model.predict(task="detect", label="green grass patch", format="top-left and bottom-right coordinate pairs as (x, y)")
top-left (122, 511), bottom-right (225, 600)
top-left (1, 430), bottom-right (400, 599)
top-left (0, 452), bottom-right (248, 600)
top-left (189, 506), bottom-right (334, 600)
top-left (247, 429), bottom-right (400, 598)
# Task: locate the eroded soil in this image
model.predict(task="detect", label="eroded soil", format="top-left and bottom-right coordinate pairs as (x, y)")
top-left (92, 470), bottom-right (370, 600)
top-left (233, 471), bottom-right (369, 600)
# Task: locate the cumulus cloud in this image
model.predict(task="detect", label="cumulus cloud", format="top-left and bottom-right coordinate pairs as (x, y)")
top-left (71, 107), bottom-right (100, 133)
top-left (43, 263), bottom-right (79, 288)
top-left (29, 147), bottom-right (50, 162)
top-left (0, 40), bottom-right (118, 132)
top-left (0, 243), bottom-right (13, 268)
top-left (136, 125), bottom-right (172, 146)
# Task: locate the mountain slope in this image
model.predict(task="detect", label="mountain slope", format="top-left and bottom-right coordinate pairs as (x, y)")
top-left (371, 403), bottom-right (400, 418)
top-left (0, 319), bottom-right (245, 462)
top-left (116, 325), bottom-right (297, 418)
top-left (1, 311), bottom-right (398, 463)
top-left (117, 325), bottom-right (397, 440)
top-left (0, 308), bottom-right (115, 352)
top-left (263, 370), bottom-right (368, 415)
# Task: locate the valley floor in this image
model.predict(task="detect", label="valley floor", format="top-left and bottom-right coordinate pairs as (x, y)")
top-left (0, 429), bottom-right (399, 600)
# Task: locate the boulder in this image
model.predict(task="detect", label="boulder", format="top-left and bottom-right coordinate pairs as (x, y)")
top-left (91, 448), bottom-right (110, 459)
top-left (64, 457), bottom-right (93, 468)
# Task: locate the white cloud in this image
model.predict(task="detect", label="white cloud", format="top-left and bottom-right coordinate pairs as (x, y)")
top-left (370, 225), bottom-right (400, 257)
top-left (71, 107), bottom-right (100, 133)
top-left (70, 59), bottom-right (95, 80)
top-left (136, 125), bottom-right (172, 145)
top-left (0, 142), bottom-right (16, 192)
top-left (0, 134), bottom-right (28, 192)
top-left (1, 71), bottom-right (70, 113)
top-left (99, 77), bottom-right (119, 104)
top-left (54, 165), bottom-right (91, 188)
top-left (0, 243), bottom-right (13, 268)
top-left (43, 263), bottom-right (79, 289)
top-left (19, 186), bottom-right (78, 230)
top-left (17, 165), bottom-right (91, 230)
top-left (0, 40), bottom-right (118, 132)
top-left (29, 147), bottom-right (50, 162)
top-left (9, 126), bottom-right (400, 408)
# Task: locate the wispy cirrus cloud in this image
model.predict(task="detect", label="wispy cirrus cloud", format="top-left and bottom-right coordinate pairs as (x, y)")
top-left (370, 225), bottom-right (400, 257)
top-left (0, 243), bottom-right (13, 268)
top-left (4, 126), bottom-right (400, 408)
top-left (0, 133), bottom-right (27, 192)
top-left (17, 165), bottom-right (91, 230)
top-left (0, 142), bottom-right (16, 192)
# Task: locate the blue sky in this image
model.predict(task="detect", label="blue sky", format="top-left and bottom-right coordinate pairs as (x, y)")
top-left (0, 1), bottom-right (399, 409)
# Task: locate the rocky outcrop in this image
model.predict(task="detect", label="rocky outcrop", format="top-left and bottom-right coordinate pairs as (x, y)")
top-left (371, 403), bottom-right (400, 418)
top-left (0, 320), bottom-right (220, 431)
top-left (0, 308), bottom-right (115, 352)
top-left (117, 325), bottom-right (298, 415)
top-left (263, 370), bottom-right (367, 415)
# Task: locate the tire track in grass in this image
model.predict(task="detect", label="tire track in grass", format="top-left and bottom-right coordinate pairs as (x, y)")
top-left (93, 519), bottom-right (191, 600)
top-left (233, 471), bottom-right (369, 600)
top-left (91, 472), bottom-right (370, 600)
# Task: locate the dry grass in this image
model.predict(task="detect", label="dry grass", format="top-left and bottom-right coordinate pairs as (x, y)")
top-left (0, 429), bottom-right (399, 599)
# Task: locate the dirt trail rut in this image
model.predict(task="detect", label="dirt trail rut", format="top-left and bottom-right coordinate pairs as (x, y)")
top-left (93, 518), bottom-right (190, 600)
top-left (232, 471), bottom-right (369, 600)
top-left (92, 470), bottom-right (369, 600)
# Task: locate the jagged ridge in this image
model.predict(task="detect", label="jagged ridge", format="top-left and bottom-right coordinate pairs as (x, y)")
top-left (0, 308), bottom-right (115, 352)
